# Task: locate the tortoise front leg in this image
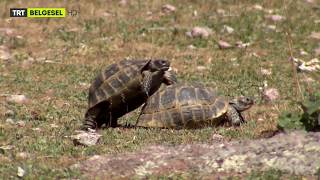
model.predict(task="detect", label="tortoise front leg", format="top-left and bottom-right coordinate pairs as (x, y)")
top-left (226, 105), bottom-right (244, 126)
top-left (134, 103), bottom-right (147, 127)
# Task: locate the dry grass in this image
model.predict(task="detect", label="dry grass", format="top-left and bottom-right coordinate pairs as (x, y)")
top-left (0, 0), bottom-right (319, 178)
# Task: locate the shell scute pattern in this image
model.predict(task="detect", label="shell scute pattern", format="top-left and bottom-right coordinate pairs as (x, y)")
top-left (159, 86), bottom-right (176, 109)
top-left (88, 61), bottom-right (144, 109)
top-left (137, 83), bottom-right (230, 129)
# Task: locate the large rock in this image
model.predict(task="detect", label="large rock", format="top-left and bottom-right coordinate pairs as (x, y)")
top-left (73, 131), bottom-right (320, 178)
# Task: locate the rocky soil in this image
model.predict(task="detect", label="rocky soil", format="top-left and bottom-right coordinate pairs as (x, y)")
top-left (73, 131), bottom-right (320, 179)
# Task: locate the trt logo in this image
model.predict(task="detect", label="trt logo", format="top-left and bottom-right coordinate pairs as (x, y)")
top-left (10, 8), bottom-right (27, 17)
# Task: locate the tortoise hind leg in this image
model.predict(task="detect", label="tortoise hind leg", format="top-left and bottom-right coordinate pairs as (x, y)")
top-left (82, 108), bottom-right (100, 131)
top-left (81, 102), bottom-right (111, 130)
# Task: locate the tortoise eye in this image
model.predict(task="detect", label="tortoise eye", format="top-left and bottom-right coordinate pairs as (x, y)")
top-left (160, 60), bottom-right (166, 65)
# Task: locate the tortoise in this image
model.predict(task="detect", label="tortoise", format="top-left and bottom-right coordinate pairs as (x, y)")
top-left (82, 59), bottom-right (177, 130)
top-left (135, 83), bottom-right (254, 129)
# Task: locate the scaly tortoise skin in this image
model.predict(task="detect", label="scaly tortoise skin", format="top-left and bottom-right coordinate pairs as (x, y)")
top-left (136, 83), bottom-right (254, 129)
top-left (82, 59), bottom-right (176, 130)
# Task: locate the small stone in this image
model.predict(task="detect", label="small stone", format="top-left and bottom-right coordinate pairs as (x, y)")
top-left (216, 9), bottom-right (225, 15)
top-left (293, 58), bottom-right (320, 72)
top-left (4, 110), bottom-right (15, 117)
top-left (32, 127), bottom-right (41, 131)
top-left (6, 95), bottom-right (29, 104)
top-left (187, 44), bottom-right (196, 50)
top-left (188, 26), bottom-right (212, 38)
top-left (222, 25), bottom-right (234, 34)
top-left (102, 12), bottom-right (112, 17)
top-left (196, 66), bottom-right (207, 71)
top-left (5, 118), bottom-right (15, 124)
top-left (185, 31), bottom-right (192, 37)
top-left (260, 68), bottom-right (272, 75)
top-left (266, 14), bottom-right (286, 22)
top-left (79, 82), bottom-right (90, 89)
top-left (17, 167), bottom-right (25, 177)
top-left (72, 131), bottom-right (102, 146)
top-left (162, 4), bottom-right (176, 13)
top-left (262, 88), bottom-right (280, 102)
top-left (236, 41), bottom-right (251, 48)
top-left (309, 32), bottom-right (320, 40)
top-left (16, 152), bottom-right (29, 159)
top-left (16, 121), bottom-right (25, 127)
top-left (218, 40), bottom-right (233, 49)
top-left (50, 124), bottom-right (59, 128)
top-left (266, 25), bottom-right (276, 31)
top-left (0, 46), bottom-right (11, 60)
top-left (300, 49), bottom-right (308, 56)
top-left (193, 10), bottom-right (198, 17)
top-left (264, 9), bottom-right (274, 14)
top-left (253, 4), bottom-right (263, 10)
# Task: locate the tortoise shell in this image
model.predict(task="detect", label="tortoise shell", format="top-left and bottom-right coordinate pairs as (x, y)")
top-left (83, 59), bottom-right (174, 129)
top-left (88, 59), bottom-right (148, 110)
top-left (136, 83), bottom-right (229, 129)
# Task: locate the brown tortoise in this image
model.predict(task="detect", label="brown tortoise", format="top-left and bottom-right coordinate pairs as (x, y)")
top-left (136, 83), bottom-right (254, 129)
top-left (82, 59), bottom-right (177, 130)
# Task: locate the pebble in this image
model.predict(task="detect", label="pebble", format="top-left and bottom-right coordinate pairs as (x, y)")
top-left (17, 167), bottom-right (25, 177)
top-left (50, 124), bottom-right (59, 128)
top-left (72, 131), bottom-right (102, 146)
top-left (262, 88), bottom-right (280, 102)
top-left (5, 118), bottom-right (15, 124)
top-left (162, 4), bottom-right (176, 13)
top-left (6, 95), bottom-right (29, 104)
top-left (187, 26), bottom-right (212, 38)
top-left (16, 152), bottom-right (29, 159)
top-left (218, 40), bottom-right (233, 49)
top-left (16, 121), bottom-right (26, 127)
top-left (187, 44), bottom-right (196, 50)
top-left (253, 4), bottom-right (263, 10)
top-left (196, 66), bottom-right (207, 71)
top-left (236, 41), bottom-right (251, 48)
top-left (260, 68), bottom-right (272, 75)
top-left (266, 25), bottom-right (276, 31)
top-left (299, 49), bottom-right (308, 56)
top-left (266, 14), bottom-right (286, 22)
top-left (0, 46), bottom-right (11, 60)
top-left (222, 25), bottom-right (234, 34)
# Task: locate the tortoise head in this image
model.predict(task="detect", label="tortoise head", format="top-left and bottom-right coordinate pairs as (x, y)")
top-left (163, 68), bottom-right (177, 85)
top-left (145, 59), bottom-right (170, 72)
top-left (229, 96), bottom-right (254, 112)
